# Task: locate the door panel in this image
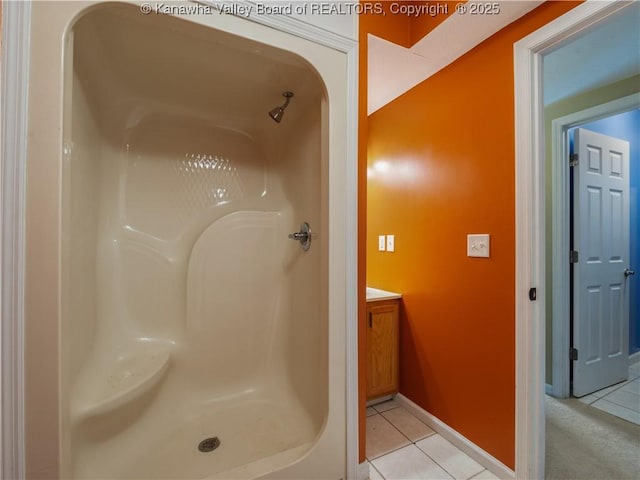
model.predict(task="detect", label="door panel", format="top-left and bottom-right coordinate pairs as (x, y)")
top-left (573, 128), bottom-right (630, 397)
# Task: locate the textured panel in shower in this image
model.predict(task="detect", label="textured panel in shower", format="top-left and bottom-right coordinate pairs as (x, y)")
top-left (122, 113), bottom-right (266, 239)
top-left (172, 153), bottom-right (244, 211)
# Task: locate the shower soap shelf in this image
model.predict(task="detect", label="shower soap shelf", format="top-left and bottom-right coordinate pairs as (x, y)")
top-left (74, 347), bottom-right (171, 421)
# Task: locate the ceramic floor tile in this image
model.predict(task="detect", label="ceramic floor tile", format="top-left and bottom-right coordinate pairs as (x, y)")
top-left (381, 406), bottom-right (436, 442)
top-left (368, 461), bottom-right (384, 480)
top-left (416, 434), bottom-right (484, 480)
top-left (620, 378), bottom-right (640, 395)
top-left (371, 444), bottom-right (453, 480)
top-left (591, 398), bottom-right (640, 425)
top-left (601, 388), bottom-right (640, 412)
top-left (591, 381), bottom-right (625, 398)
top-left (470, 470), bottom-right (501, 480)
top-left (373, 399), bottom-right (400, 413)
top-left (576, 393), bottom-right (598, 405)
top-left (366, 407), bottom-right (378, 417)
top-left (366, 413), bottom-right (410, 460)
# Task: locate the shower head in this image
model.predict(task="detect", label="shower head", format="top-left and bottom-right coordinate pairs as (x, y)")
top-left (269, 91), bottom-right (294, 123)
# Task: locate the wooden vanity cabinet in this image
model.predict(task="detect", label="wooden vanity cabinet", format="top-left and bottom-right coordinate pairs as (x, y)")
top-left (366, 299), bottom-right (399, 400)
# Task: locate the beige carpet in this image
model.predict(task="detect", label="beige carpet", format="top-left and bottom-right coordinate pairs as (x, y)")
top-left (546, 395), bottom-right (640, 479)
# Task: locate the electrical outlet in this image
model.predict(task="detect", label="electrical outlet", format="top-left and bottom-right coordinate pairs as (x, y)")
top-left (378, 235), bottom-right (386, 251)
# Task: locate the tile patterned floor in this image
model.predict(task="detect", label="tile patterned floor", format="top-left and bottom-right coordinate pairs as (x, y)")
top-left (576, 359), bottom-right (640, 425)
top-left (366, 359), bottom-right (640, 479)
top-left (366, 400), bottom-right (502, 480)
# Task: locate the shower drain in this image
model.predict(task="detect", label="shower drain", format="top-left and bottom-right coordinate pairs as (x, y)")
top-left (198, 437), bottom-right (221, 453)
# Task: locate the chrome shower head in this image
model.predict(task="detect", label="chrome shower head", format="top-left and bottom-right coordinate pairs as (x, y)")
top-left (269, 91), bottom-right (294, 123)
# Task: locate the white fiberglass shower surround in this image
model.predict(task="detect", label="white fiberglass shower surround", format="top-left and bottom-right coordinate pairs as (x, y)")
top-left (21, 2), bottom-right (352, 479)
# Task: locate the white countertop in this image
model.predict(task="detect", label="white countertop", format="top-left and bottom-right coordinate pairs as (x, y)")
top-left (366, 287), bottom-right (402, 302)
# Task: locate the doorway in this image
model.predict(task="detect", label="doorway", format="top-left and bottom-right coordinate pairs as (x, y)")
top-left (548, 106), bottom-right (639, 426)
top-left (569, 113), bottom-right (638, 401)
top-left (544, 61), bottom-right (639, 480)
top-left (514, 1), bottom-right (640, 477)
top-left (548, 102), bottom-right (640, 403)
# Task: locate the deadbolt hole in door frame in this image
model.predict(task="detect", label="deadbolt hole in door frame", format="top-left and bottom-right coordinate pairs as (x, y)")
top-left (550, 93), bottom-right (640, 399)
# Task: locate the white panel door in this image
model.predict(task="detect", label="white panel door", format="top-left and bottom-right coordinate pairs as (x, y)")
top-left (573, 128), bottom-right (630, 397)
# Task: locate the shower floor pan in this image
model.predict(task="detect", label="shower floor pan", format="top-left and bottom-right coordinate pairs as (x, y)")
top-left (74, 393), bottom-right (318, 479)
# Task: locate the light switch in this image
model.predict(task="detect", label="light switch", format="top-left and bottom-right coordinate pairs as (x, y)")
top-left (467, 234), bottom-right (490, 258)
top-left (386, 235), bottom-right (395, 252)
top-left (378, 235), bottom-right (386, 251)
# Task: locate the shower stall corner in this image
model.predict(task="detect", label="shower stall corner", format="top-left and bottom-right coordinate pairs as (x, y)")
top-left (22, 2), bottom-right (351, 479)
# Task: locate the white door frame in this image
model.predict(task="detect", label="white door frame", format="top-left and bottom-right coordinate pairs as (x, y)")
top-left (1, 1), bottom-right (31, 479)
top-left (550, 94), bottom-right (640, 399)
top-left (514, 0), bottom-right (637, 478)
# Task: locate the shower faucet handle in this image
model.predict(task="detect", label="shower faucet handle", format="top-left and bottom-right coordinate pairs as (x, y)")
top-left (288, 232), bottom-right (308, 240)
top-left (288, 222), bottom-right (311, 251)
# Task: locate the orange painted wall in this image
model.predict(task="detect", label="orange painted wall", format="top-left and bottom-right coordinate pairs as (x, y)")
top-left (365, 1), bottom-right (580, 467)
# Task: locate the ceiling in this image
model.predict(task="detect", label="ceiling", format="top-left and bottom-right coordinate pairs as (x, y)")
top-left (369, 2), bottom-right (640, 114)
top-left (74, 3), bottom-right (323, 139)
top-left (542, 1), bottom-right (640, 106)
top-left (367, 1), bottom-right (544, 114)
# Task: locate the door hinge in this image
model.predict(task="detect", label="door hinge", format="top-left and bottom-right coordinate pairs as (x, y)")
top-left (570, 153), bottom-right (579, 167)
top-left (570, 348), bottom-right (578, 361)
top-left (570, 250), bottom-right (579, 263)
top-left (528, 288), bottom-right (537, 301)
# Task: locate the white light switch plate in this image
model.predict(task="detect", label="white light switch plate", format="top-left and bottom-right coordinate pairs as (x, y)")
top-left (467, 234), bottom-right (490, 258)
top-left (378, 235), bottom-right (386, 251)
top-left (386, 235), bottom-right (395, 252)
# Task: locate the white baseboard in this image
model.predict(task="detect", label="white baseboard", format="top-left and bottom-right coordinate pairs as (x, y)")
top-left (630, 351), bottom-right (640, 365)
top-left (356, 461), bottom-right (369, 480)
top-left (545, 383), bottom-right (553, 395)
top-left (395, 394), bottom-right (515, 480)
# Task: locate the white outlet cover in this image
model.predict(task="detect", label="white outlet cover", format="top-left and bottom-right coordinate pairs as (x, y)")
top-left (378, 235), bottom-right (386, 251)
top-left (467, 234), bottom-right (490, 258)
top-left (386, 234), bottom-right (395, 252)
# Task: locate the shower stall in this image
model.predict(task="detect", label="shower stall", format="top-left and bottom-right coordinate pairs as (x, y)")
top-left (20, 2), bottom-right (350, 479)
